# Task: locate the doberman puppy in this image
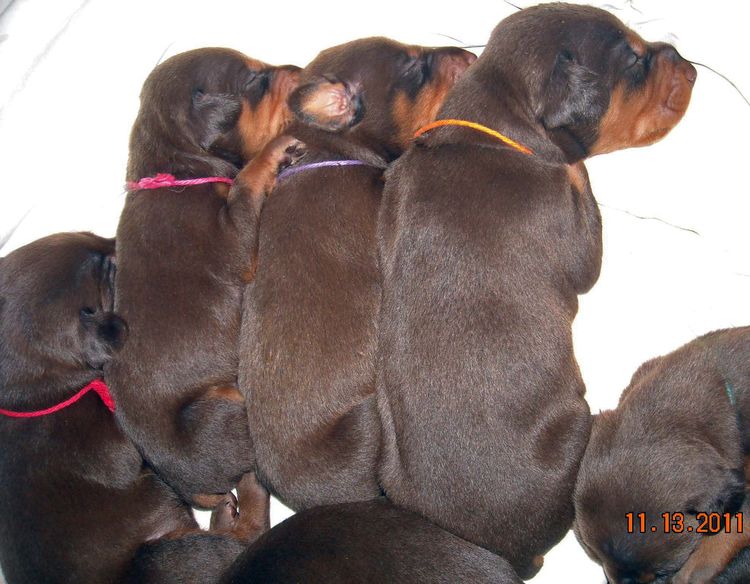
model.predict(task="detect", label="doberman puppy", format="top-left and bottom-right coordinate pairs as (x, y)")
top-left (575, 327), bottom-right (750, 584)
top-left (0, 233), bottom-right (265, 584)
top-left (376, 4), bottom-right (695, 578)
top-left (107, 48), bottom-right (352, 508)
top-left (238, 37), bottom-right (475, 510)
top-left (222, 498), bottom-right (522, 584)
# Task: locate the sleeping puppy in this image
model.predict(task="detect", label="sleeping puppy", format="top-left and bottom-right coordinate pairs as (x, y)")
top-left (574, 327), bottom-right (750, 584)
top-left (376, 4), bottom-right (695, 578)
top-left (0, 233), bottom-right (264, 584)
top-left (238, 37), bottom-right (475, 510)
top-left (108, 48), bottom-right (354, 507)
top-left (221, 498), bottom-right (522, 584)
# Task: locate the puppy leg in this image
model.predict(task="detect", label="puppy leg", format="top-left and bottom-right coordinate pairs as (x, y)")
top-left (209, 491), bottom-right (240, 531)
top-left (231, 134), bottom-right (304, 204)
top-left (126, 475), bottom-right (268, 582)
top-left (167, 385), bottom-right (254, 505)
top-left (235, 472), bottom-right (271, 542)
top-left (225, 135), bottom-right (304, 281)
top-left (209, 473), bottom-right (269, 543)
top-left (126, 533), bottom-right (246, 584)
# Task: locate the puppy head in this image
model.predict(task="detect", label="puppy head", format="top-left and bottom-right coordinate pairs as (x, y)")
top-left (481, 3), bottom-right (695, 160)
top-left (289, 37), bottom-right (475, 161)
top-left (0, 233), bottom-right (127, 406)
top-left (127, 48), bottom-right (300, 180)
top-left (574, 412), bottom-right (745, 584)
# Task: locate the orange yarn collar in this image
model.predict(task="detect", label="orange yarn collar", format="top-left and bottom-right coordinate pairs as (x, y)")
top-left (414, 119), bottom-right (533, 156)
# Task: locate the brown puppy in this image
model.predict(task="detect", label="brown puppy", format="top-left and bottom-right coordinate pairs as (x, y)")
top-left (376, 4), bottom-right (695, 578)
top-left (108, 48), bottom-right (350, 507)
top-left (0, 233), bottom-right (264, 583)
top-left (574, 327), bottom-right (750, 584)
top-left (221, 498), bottom-right (522, 584)
top-left (238, 37), bottom-right (475, 510)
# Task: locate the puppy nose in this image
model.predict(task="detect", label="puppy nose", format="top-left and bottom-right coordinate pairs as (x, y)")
top-left (655, 43), bottom-right (681, 62)
top-left (620, 574), bottom-right (656, 584)
top-left (681, 61), bottom-right (697, 85)
top-left (653, 43), bottom-right (697, 85)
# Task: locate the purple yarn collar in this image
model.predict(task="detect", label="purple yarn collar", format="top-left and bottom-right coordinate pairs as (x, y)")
top-left (277, 160), bottom-right (369, 182)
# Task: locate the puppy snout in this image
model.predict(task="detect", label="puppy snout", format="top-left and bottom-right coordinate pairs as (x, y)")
top-left (654, 43), bottom-right (697, 85)
top-left (617, 576), bottom-right (651, 584)
top-left (649, 43), bottom-right (696, 115)
top-left (605, 565), bottom-right (658, 584)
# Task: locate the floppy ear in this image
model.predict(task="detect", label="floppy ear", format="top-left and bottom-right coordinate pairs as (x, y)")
top-left (686, 466), bottom-right (746, 516)
top-left (191, 89), bottom-right (244, 151)
top-left (80, 310), bottom-right (128, 369)
top-left (289, 76), bottom-right (364, 132)
top-left (541, 51), bottom-right (607, 130)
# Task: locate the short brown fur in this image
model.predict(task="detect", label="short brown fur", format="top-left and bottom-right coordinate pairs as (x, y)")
top-left (575, 327), bottom-right (750, 584)
top-left (238, 37), bottom-right (475, 510)
top-left (376, 5), bottom-right (695, 578)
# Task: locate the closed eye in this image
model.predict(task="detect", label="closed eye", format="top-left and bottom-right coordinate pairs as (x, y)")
top-left (245, 70), bottom-right (259, 88)
top-left (625, 50), bottom-right (641, 69)
top-left (402, 56), bottom-right (422, 77)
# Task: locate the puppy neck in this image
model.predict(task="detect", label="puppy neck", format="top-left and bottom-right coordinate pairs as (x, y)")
top-left (126, 113), bottom-right (240, 183)
top-left (0, 368), bottom-right (103, 414)
top-left (436, 69), bottom-right (571, 164)
top-left (288, 122), bottom-right (389, 169)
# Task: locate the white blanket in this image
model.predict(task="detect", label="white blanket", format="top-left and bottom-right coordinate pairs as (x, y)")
top-left (1, 1), bottom-right (748, 581)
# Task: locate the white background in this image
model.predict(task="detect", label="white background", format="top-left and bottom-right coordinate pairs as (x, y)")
top-left (1, 0), bottom-right (748, 582)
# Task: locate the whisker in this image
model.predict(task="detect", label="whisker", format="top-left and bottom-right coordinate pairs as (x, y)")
top-left (689, 60), bottom-right (750, 108)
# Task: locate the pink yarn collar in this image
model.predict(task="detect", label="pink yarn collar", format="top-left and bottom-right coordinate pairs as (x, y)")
top-left (127, 173), bottom-right (233, 191)
top-left (0, 380), bottom-right (115, 418)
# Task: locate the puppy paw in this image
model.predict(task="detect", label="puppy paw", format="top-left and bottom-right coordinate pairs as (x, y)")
top-left (290, 76), bottom-right (363, 131)
top-left (209, 491), bottom-right (239, 531)
top-left (235, 135), bottom-right (303, 195)
top-left (279, 138), bottom-right (307, 172)
top-left (232, 472), bottom-right (271, 543)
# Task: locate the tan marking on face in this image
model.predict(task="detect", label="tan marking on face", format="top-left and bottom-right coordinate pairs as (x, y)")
top-left (567, 162), bottom-right (589, 194)
top-left (238, 67), bottom-right (300, 160)
top-left (591, 44), bottom-right (694, 156)
top-left (391, 52), bottom-right (465, 149)
top-left (204, 385), bottom-right (245, 402)
top-left (626, 32), bottom-right (647, 58)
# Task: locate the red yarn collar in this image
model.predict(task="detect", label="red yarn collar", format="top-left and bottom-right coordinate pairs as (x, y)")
top-left (126, 173), bottom-right (234, 191)
top-left (0, 380), bottom-right (115, 418)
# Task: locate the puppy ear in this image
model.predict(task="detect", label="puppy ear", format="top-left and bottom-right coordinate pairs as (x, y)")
top-left (80, 310), bottom-right (128, 369)
top-left (686, 467), bottom-right (746, 516)
top-left (541, 51), bottom-right (607, 130)
top-left (191, 89), bottom-right (244, 151)
top-left (289, 76), bottom-right (364, 132)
